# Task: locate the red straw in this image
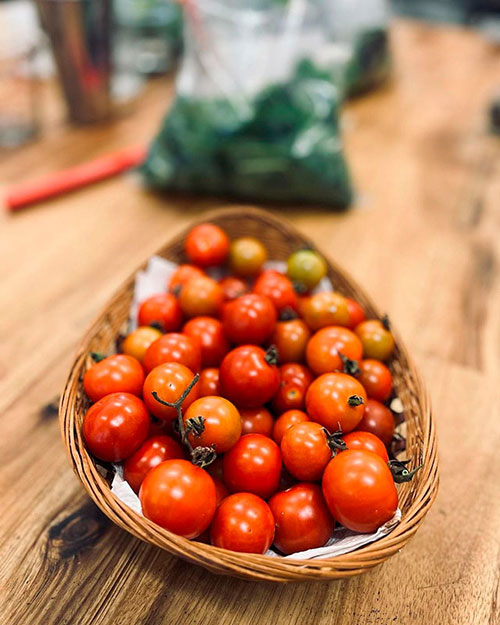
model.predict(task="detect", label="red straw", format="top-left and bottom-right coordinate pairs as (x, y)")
top-left (5, 145), bottom-right (147, 212)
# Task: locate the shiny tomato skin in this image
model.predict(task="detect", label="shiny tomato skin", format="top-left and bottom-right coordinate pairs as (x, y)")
top-left (240, 407), bottom-right (274, 437)
top-left (222, 293), bottom-right (277, 345)
top-left (223, 434), bottom-right (282, 499)
top-left (322, 450), bottom-right (398, 533)
top-left (179, 276), bottom-right (224, 318)
top-left (269, 483), bottom-right (334, 554)
top-left (123, 435), bottom-right (185, 492)
top-left (143, 363), bottom-right (199, 421)
top-left (306, 326), bottom-right (363, 376)
top-left (185, 223), bottom-right (230, 267)
top-left (357, 359), bottom-right (393, 402)
top-left (270, 319), bottom-right (311, 363)
top-left (355, 399), bottom-right (395, 446)
top-left (342, 431), bottom-right (389, 462)
top-left (83, 354), bottom-right (145, 403)
top-left (229, 237), bottom-right (267, 278)
top-left (253, 270), bottom-right (298, 313)
top-left (183, 316), bottom-right (229, 367)
top-left (169, 264), bottom-right (205, 293)
top-left (198, 367), bottom-right (220, 397)
top-left (140, 459), bottom-right (216, 538)
top-left (219, 346), bottom-right (279, 409)
top-left (272, 410), bottom-right (310, 446)
top-left (137, 293), bottom-right (183, 332)
top-left (143, 332), bottom-right (202, 374)
top-left (122, 326), bottom-right (163, 363)
top-left (281, 422), bottom-right (332, 482)
top-left (306, 372), bottom-right (367, 433)
top-left (345, 298), bottom-right (366, 329)
top-left (271, 363), bottom-right (313, 414)
top-left (183, 396), bottom-right (241, 453)
top-left (219, 276), bottom-right (248, 301)
top-left (82, 393), bottom-right (150, 462)
top-left (355, 320), bottom-right (395, 361)
top-left (301, 292), bottom-right (350, 331)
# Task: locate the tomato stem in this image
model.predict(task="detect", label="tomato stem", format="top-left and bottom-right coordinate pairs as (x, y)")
top-left (279, 307), bottom-right (298, 321)
top-left (382, 314), bottom-right (391, 331)
top-left (265, 344), bottom-right (279, 366)
top-left (347, 394), bottom-right (364, 406)
top-left (148, 320), bottom-right (164, 332)
top-left (339, 352), bottom-right (360, 376)
top-left (388, 459), bottom-right (423, 483)
top-left (325, 428), bottom-right (347, 453)
top-left (90, 352), bottom-right (106, 362)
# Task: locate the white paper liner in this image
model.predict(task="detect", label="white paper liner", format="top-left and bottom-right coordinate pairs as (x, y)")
top-left (112, 255), bottom-right (402, 559)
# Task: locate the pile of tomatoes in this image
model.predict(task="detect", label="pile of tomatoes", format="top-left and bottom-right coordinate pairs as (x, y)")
top-left (82, 222), bottom-right (410, 556)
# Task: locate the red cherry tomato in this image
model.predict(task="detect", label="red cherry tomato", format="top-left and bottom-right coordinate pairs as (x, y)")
top-left (198, 367), bottom-right (220, 397)
top-left (322, 450), bottom-right (398, 533)
top-left (357, 359), bottom-right (393, 402)
top-left (219, 276), bottom-right (248, 301)
top-left (342, 431), bottom-right (389, 462)
top-left (140, 459), bottom-right (216, 538)
top-left (219, 345), bottom-right (279, 409)
top-left (185, 223), bottom-right (230, 267)
top-left (253, 270), bottom-right (298, 313)
top-left (83, 354), bottom-right (144, 403)
top-left (272, 410), bottom-right (310, 446)
top-left (143, 332), bottom-right (202, 374)
top-left (82, 393), bottom-right (149, 462)
top-left (137, 293), bottom-right (183, 332)
top-left (271, 363), bottom-right (313, 414)
top-left (122, 326), bottom-right (163, 363)
top-left (169, 264), bottom-right (205, 293)
top-left (281, 422), bottom-right (332, 481)
top-left (222, 293), bottom-right (277, 345)
top-left (345, 297), bottom-right (366, 329)
top-left (306, 326), bottom-right (363, 376)
top-left (355, 399), bottom-right (395, 446)
top-left (123, 435), bottom-right (184, 493)
top-left (240, 407), bottom-right (274, 437)
top-left (269, 483), bottom-right (334, 554)
top-left (183, 396), bottom-right (241, 453)
top-left (355, 319), bottom-right (395, 361)
top-left (306, 372), bottom-right (367, 433)
top-left (270, 318), bottom-right (311, 363)
top-left (143, 363), bottom-right (199, 421)
top-left (301, 292), bottom-right (350, 331)
top-left (183, 316), bottom-right (229, 367)
top-left (223, 434), bottom-right (282, 499)
top-left (210, 493), bottom-right (275, 554)
top-left (178, 276), bottom-right (224, 318)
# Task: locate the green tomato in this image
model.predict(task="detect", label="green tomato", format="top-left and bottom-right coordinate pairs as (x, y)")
top-left (286, 250), bottom-right (327, 291)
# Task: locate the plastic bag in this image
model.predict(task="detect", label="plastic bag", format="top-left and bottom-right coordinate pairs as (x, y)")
top-left (142, 0), bottom-right (353, 208)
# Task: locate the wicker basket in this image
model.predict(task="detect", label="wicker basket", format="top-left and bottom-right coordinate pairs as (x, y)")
top-left (60, 207), bottom-right (438, 582)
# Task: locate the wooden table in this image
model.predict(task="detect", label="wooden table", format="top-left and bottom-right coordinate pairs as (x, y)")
top-left (1, 20), bottom-right (499, 625)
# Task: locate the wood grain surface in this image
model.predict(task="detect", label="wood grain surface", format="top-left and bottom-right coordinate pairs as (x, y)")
top-left (0, 20), bottom-right (499, 625)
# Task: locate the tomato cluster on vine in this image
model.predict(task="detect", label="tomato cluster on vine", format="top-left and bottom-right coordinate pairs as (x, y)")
top-left (81, 223), bottom-right (418, 555)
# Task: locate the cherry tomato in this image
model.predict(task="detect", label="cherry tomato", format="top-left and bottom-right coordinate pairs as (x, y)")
top-left (253, 270), bottom-right (298, 313)
top-left (140, 459), bottom-right (216, 538)
top-left (272, 410), bottom-right (310, 446)
top-left (83, 354), bottom-right (144, 403)
top-left (122, 326), bottom-right (163, 363)
top-left (306, 372), bottom-right (367, 433)
top-left (355, 319), bottom-right (395, 361)
top-left (222, 293), bottom-right (277, 345)
top-left (219, 345), bottom-right (279, 409)
top-left (301, 292), bottom-right (350, 331)
top-left (286, 249), bottom-right (327, 291)
top-left (198, 367), bottom-right (220, 397)
top-left (357, 359), bottom-right (393, 402)
top-left (270, 318), bottom-right (311, 363)
top-left (223, 434), bottom-right (282, 499)
top-left (229, 237), bottom-right (267, 277)
top-left (240, 407), bottom-right (274, 437)
top-left (212, 476), bottom-right (230, 507)
top-left (137, 293), bottom-right (183, 332)
top-left (182, 316), bottom-right (229, 367)
top-left (219, 276), bottom-right (248, 301)
top-left (143, 363), bottom-right (199, 421)
top-left (269, 483), bottom-right (334, 554)
top-left (178, 276), bottom-right (224, 318)
top-left (306, 326), bottom-right (363, 376)
top-left (169, 264), bottom-right (205, 293)
top-left (345, 297), bottom-right (366, 329)
top-left (281, 422), bottom-right (332, 481)
top-left (271, 363), bottom-right (313, 414)
top-left (183, 396), bottom-right (241, 453)
top-left (322, 450), bottom-right (398, 533)
top-left (143, 332), bottom-right (202, 374)
top-left (185, 223), bottom-right (230, 267)
top-left (342, 431), bottom-right (389, 462)
top-left (355, 399), bottom-right (395, 446)
top-left (210, 493), bottom-right (275, 554)
top-left (82, 393), bottom-right (149, 462)
top-left (123, 435), bottom-right (184, 492)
